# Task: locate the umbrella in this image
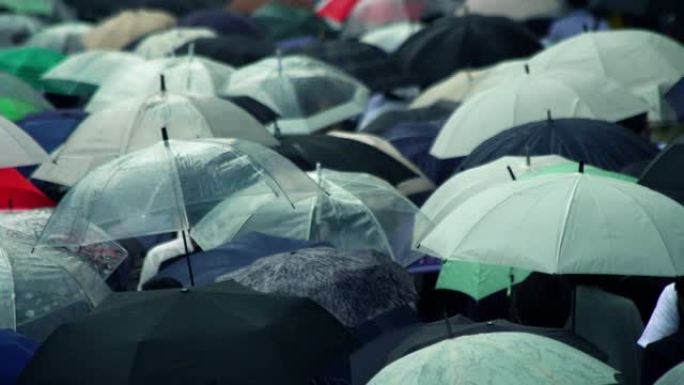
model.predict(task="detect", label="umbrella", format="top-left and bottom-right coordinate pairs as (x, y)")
top-left (342, 0), bottom-right (426, 38)
top-left (37, 139), bottom-right (319, 250)
top-left (59, 0), bottom-right (134, 21)
top-left (457, 0), bottom-right (564, 20)
top-left (34, 93), bottom-right (277, 187)
top-left (0, 47), bottom-right (64, 89)
top-left (275, 134), bottom-right (430, 194)
top-left (522, 162), bottom-right (638, 182)
top-left (457, 118), bottom-right (659, 172)
top-left (179, 8), bottom-right (265, 38)
top-left (17, 109), bottom-right (86, 153)
top-left (530, 30), bottom-right (684, 121)
top-left (193, 168), bottom-right (431, 266)
top-left (19, 280), bottom-right (355, 385)
top-left (0, 168), bottom-right (54, 210)
top-left (317, 0), bottom-right (360, 23)
top-left (0, 115), bottom-right (47, 168)
top-left (86, 56), bottom-right (233, 112)
top-left (0, 72), bottom-right (52, 121)
top-left (418, 172), bottom-right (684, 276)
top-left (137, 0), bottom-right (227, 17)
top-left (363, 102), bottom-right (455, 134)
top-left (82, 9), bottom-right (177, 51)
top-left (545, 9), bottom-right (610, 45)
top-left (42, 51), bottom-right (144, 98)
top-left (0, 0), bottom-right (70, 17)
top-left (0, 14), bottom-right (43, 48)
top-left (285, 40), bottom-right (405, 92)
top-left (154, 233), bottom-right (330, 287)
top-left (638, 135), bottom-right (684, 204)
top-left (360, 22), bottom-right (423, 54)
top-left (366, 332), bottom-right (618, 385)
top-left (0, 329), bottom-right (37, 385)
top-left (0, 210), bottom-right (110, 341)
top-left (656, 362), bottom-right (684, 385)
top-left (174, 36), bottom-right (276, 67)
top-left (133, 27), bottom-right (217, 59)
top-left (393, 15), bottom-right (541, 87)
top-left (252, 2), bottom-right (332, 41)
top-left (665, 77), bottom-right (684, 122)
top-left (25, 23), bottom-right (91, 55)
top-left (222, 247), bottom-right (418, 327)
top-left (436, 260), bottom-right (531, 301)
top-left (351, 317), bottom-right (609, 385)
top-left (222, 55), bottom-right (369, 134)
top-left (431, 70), bottom-right (651, 159)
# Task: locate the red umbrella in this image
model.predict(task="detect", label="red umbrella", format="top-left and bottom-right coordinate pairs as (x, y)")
top-left (0, 168), bottom-right (54, 210)
top-left (316, 0), bottom-right (360, 23)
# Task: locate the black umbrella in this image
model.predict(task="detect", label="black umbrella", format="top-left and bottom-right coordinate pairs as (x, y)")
top-left (175, 36), bottom-right (276, 67)
top-left (362, 102), bottom-right (457, 135)
top-left (139, 0), bottom-right (227, 17)
top-left (458, 118), bottom-right (658, 172)
top-left (60, 0), bottom-right (134, 21)
top-left (638, 135), bottom-right (684, 204)
top-left (393, 15), bottom-right (542, 88)
top-left (351, 316), bottom-right (608, 385)
top-left (276, 135), bottom-right (425, 191)
top-left (286, 40), bottom-right (405, 92)
top-left (19, 281), bottom-right (355, 385)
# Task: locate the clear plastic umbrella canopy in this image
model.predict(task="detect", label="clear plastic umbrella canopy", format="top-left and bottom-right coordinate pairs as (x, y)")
top-left (37, 139), bottom-right (320, 248)
top-left (25, 22), bottom-right (91, 55)
top-left (343, 0), bottom-right (451, 38)
top-left (222, 55), bottom-right (369, 134)
top-left (0, 210), bottom-right (110, 340)
top-left (368, 332), bottom-right (619, 385)
top-left (134, 27), bottom-right (217, 59)
top-left (86, 56), bottom-right (234, 113)
top-left (0, 115), bottom-right (47, 168)
top-left (33, 92), bottom-right (278, 187)
top-left (194, 169), bottom-right (432, 266)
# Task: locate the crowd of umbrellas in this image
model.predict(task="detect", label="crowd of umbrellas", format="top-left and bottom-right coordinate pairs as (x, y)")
top-left (0, 0), bottom-right (684, 384)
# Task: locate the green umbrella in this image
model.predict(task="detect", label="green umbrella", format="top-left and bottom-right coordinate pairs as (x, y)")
top-left (252, 2), bottom-right (333, 41)
top-left (521, 162), bottom-right (637, 182)
top-left (0, 47), bottom-right (64, 88)
top-left (0, 0), bottom-right (53, 15)
top-left (436, 260), bottom-right (531, 301)
top-left (0, 72), bottom-right (52, 121)
top-left (0, 98), bottom-right (41, 121)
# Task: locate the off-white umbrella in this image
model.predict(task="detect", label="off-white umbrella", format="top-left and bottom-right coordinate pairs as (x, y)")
top-left (0, 114), bottom-right (47, 168)
top-left (457, 0), bottom-right (565, 20)
top-left (360, 22), bottom-right (424, 53)
top-left (134, 27), bottom-right (216, 59)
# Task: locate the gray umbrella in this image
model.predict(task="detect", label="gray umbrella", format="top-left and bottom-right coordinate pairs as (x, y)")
top-left (220, 247), bottom-right (417, 327)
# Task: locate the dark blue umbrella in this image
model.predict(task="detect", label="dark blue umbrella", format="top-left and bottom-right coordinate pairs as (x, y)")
top-left (154, 233), bottom-right (331, 287)
top-left (665, 77), bottom-right (684, 122)
top-left (459, 118), bottom-right (658, 172)
top-left (0, 329), bottom-right (38, 385)
top-left (16, 109), bottom-right (86, 153)
top-left (639, 135), bottom-right (684, 204)
top-left (179, 9), bottom-right (265, 38)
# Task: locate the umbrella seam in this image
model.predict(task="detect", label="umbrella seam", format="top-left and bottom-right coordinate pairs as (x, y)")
top-left (555, 175), bottom-right (582, 270)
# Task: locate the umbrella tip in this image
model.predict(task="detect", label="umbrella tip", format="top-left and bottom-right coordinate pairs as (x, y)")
top-left (579, 161), bottom-right (585, 174)
top-left (524, 64), bottom-right (530, 75)
top-left (161, 127), bottom-right (169, 142)
top-left (160, 74), bottom-right (166, 93)
top-left (547, 109), bottom-right (552, 121)
top-left (506, 165), bottom-right (517, 181)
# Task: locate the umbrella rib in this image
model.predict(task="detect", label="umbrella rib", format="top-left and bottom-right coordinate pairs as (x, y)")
top-left (554, 176), bottom-right (582, 272)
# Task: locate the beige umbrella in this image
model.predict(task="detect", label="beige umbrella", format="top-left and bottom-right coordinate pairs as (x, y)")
top-left (82, 9), bottom-right (176, 51)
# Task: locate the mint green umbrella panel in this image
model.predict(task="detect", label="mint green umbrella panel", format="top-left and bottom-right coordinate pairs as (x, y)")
top-left (436, 260), bottom-right (530, 301)
top-left (520, 162), bottom-right (637, 182)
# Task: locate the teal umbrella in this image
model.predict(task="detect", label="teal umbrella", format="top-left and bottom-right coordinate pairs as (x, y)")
top-left (252, 2), bottom-right (333, 41)
top-left (521, 162), bottom-right (637, 182)
top-left (436, 260), bottom-right (530, 301)
top-left (0, 47), bottom-right (64, 88)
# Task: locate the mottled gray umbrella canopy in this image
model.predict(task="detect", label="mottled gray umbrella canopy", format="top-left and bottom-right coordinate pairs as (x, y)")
top-left (220, 248), bottom-right (417, 327)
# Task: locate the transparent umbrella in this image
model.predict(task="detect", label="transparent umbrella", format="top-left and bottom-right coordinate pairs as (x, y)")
top-left (343, 0), bottom-right (428, 38)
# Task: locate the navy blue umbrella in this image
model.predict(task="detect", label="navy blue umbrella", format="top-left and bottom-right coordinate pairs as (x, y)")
top-left (154, 233), bottom-right (331, 287)
top-left (665, 77), bottom-right (684, 122)
top-left (179, 9), bottom-right (265, 38)
top-left (459, 118), bottom-right (658, 172)
top-left (639, 135), bottom-right (684, 204)
top-left (17, 109), bottom-right (86, 153)
top-left (0, 329), bottom-right (38, 385)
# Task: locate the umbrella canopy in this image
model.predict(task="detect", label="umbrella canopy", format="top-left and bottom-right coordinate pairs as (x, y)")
top-left (174, 36), bottom-right (276, 67)
top-left (179, 9), bottom-right (265, 38)
top-left (436, 260), bottom-right (531, 301)
top-left (530, 30), bottom-right (684, 121)
top-left (0, 168), bottom-right (54, 210)
top-left (193, 169), bottom-right (431, 266)
top-left (25, 23), bottom-right (91, 55)
top-left (457, 118), bottom-right (659, 172)
top-left (34, 93), bottom-right (277, 187)
top-left (137, 0), bottom-right (227, 17)
top-left (222, 247), bottom-right (418, 327)
top-left (0, 210), bottom-right (110, 340)
top-left (638, 135), bottom-right (684, 204)
top-left (367, 332), bottom-right (618, 385)
top-left (0, 329), bottom-right (37, 385)
top-left (360, 22), bottom-right (423, 54)
top-left (37, 139), bottom-right (319, 248)
top-left (393, 15), bottom-right (541, 87)
top-left (418, 173), bottom-right (684, 276)
top-left (86, 56), bottom-right (233, 112)
top-left (0, 72), bottom-right (52, 121)
top-left (17, 109), bottom-right (86, 153)
top-left (252, 2), bottom-right (332, 41)
top-left (522, 162), bottom-right (638, 182)
top-left (0, 115), bottom-right (47, 168)
top-left (82, 9), bottom-right (177, 51)
top-left (42, 51), bottom-right (145, 97)
top-left (133, 27), bottom-right (217, 59)
top-left (19, 280), bottom-right (355, 385)
top-left (656, 362), bottom-right (684, 385)
top-left (286, 40), bottom-right (405, 92)
top-left (317, 0), bottom-right (360, 23)
top-left (0, 14), bottom-right (43, 48)
top-left (363, 102), bottom-right (455, 134)
top-left (431, 70), bottom-right (651, 158)
top-left (0, 47), bottom-right (64, 89)
top-left (665, 77), bottom-right (684, 122)
top-left (458, 0), bottom-right (564, 20)
top-left (342, 0), bottom-right (425, 38)
top-left (222, 55), bottom-right (369, 134)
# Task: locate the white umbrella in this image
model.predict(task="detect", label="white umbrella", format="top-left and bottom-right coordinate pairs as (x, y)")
top-left (419, 173), bottom-right (684, 276)
top-left (0, 114), bottom-right (47, 168)
top-left (530, 30), bottom-right (684, 121)
top-left (33, 92), bottom-right (277, 187)
top-left (457, 0), bottom-right (565, 20)
top-left (25, 22), bottom-right (91, 54)
top-left (222, 55), bottom-right (369, 134)
top-left (134, 27), bottom-right (216, 59)
top-left (656, 363), bottom-right (684, 385)
top-left (430, 70), bottom-right (650, 158)
top-left (43, 50), bottom-right (144, 92)
top-left (360, 22), bottom-right (424, 53)
top-left (86, 56), bottom-right (234, 112)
